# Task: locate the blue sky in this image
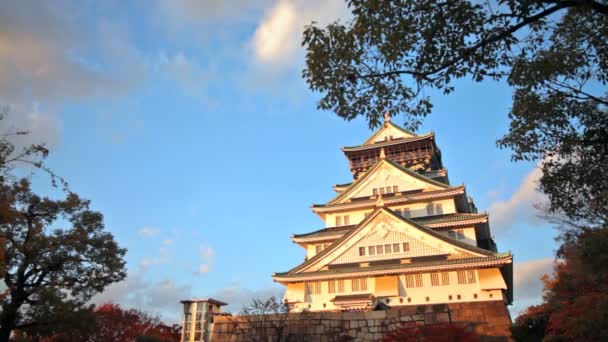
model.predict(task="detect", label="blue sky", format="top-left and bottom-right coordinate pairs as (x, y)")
top-left (1, 0), bottom-right (557, 323)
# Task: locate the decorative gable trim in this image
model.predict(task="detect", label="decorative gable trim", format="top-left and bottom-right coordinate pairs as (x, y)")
top-left (286, 208), bottom-right (495, 275)
top-left (363, 121), bottom-right (418, 145)
top-left (324, 159), bottom-right (451, 206)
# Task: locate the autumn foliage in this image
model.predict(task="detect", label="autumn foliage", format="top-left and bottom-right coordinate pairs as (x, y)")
top-left (512, 227), bottom-right (608, 341)
top-left (87, 303), bottom-right (180, 342)
top-left (18, 303), bottom-right (181, 342)
top-left (382, 322), bottom-right (480, 342)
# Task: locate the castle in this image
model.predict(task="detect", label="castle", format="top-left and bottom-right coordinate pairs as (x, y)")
top-left (273, 115), bottom-right (513, 312)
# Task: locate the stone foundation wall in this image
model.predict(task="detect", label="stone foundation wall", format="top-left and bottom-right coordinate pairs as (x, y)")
top-left (210, 301), bottom-right (511, 341)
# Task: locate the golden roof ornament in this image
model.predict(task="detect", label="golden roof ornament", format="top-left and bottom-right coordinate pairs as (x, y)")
top-left (383, 111), bottom-right (391, 125)
top-left (379, 147), bottom-right (386, 160)
top-left (375, 193), bottom-right (385, 207)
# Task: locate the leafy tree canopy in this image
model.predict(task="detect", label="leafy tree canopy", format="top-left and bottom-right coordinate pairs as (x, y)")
top-left (0, 179), bottom-right (127, 340)
top-left (303, 0), bottom-right (608, 223)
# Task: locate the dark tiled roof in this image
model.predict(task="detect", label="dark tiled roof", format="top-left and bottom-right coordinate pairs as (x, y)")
top-left (292, 226), bottom-right (355, 239)
top-left (274, 254), bottom-right (511, 278)
top-left (413, 213), bottom-right (488, 225)
top-left (292, 213), bottom-right (488, 241)
top-left (343, 132), bottom-right (434, 152)
top-left (332, 294), bottom-right (374, 302)
top-left (316, 186), bottom-right (464, 210)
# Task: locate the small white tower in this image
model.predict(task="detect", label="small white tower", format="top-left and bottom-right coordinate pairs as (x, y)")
top-left (180, 298), bottom-right (227, 342)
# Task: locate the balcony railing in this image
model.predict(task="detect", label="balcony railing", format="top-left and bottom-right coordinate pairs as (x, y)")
top-left (349, 150), bottom-right (432, 170)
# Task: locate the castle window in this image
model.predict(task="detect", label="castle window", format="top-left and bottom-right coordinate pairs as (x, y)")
top-left (369, 246), bottom-right (376, 255)
top-left (467, 270), bottom-right (476, 283)
top-left (335, 216), bottom-right (342, 226)
top-left (393, 185), bottom-right (399, 193)
top-left (457, 230), bottom-right (465, 240)
top-left (426, 203), bottom-right (434, 215)
top-left (448, 230), bottom-right (457, 239)
top-left (376, 245), bottom-right (383, 254)
top-left (431, 273), bottom-right (440, 286)
top-left (314, 282), bottom-right (321, 294)
top-left (351, 278), bottom-right (367, 291)
top-left (328, 281), bottom-right (336, 293)
top-left (393, 243), bottom-right (400, 252)
top-left (405, 275), bottom-right (414, 287)
top-left (344, 215), bottom-right (350, 225)
top-left (457, 270), bottom-right (476, 284)
top-left (359, 247), bottom-right (365, 256)
top-left (384, 244), bottom-right (392, 253)
top-left (435, 203), bottom-right (443, 214)
top-left (403, 208), bottom-right (411, 218)
top-left (405, 274), bottom-right (422, 288)
top-left (373, 188), bottom-right (378, 196)
top-left (403, 242), bottom-right (410, 252)
top-left (457, 271), bottom-right (467, 284)
top-left (385, 186), bottom-right (391, 193)
top-left (380, 187), bottom-right (385, 195)
top-left (415, 274), bottom-right (423, 287)
top-left (338, 279), bottom-right (345, 292)
top-left (442, 272), bottom-right (450, 285)
top-left (305, 281), bottom-right (321, 295)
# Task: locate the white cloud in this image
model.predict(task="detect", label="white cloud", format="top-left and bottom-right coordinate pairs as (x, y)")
top-left (198, 264), bottom-right (210, 274)
top-left (0, 2), bottom-right (144, 106)
top-left (0, 2), bottom-right (214, 117)
top-left (91, 269), bottom-right (190, 324)
top-left (0, 105), bottom-right (61, 152)
top-left (512, 258), bottom-right (554, 315)
top-left (139, 247), bottom-right (171, 269)
top-left (195, 245), bottom-right (214, 275)
top-left (514, 258), bottom-right (553, 301)
top-left (200, 245), bottom-right (214, 259)
top-left (253, 0), bottom-right (297, 63)
top-left (210, 283), bottom-right (285, 314)
top-left (489, 167), bottom-right (548, 234)
top-left (250, 0), bottom-right (349, 67)
top-left (156, 51), bottom-right (218, 98)
top-left (158, 0), bottom-right (268, 27)
top-left (139, 226), bottom-right (161, 237)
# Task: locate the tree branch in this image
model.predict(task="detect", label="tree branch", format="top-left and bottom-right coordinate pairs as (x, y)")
top-left (358, 3), bottom-right (574, 81)
top-left (545, 79), bottom-right (608, 106)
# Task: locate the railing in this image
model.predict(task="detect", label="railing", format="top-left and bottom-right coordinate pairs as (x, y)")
top-left (349, 150), bottom-right (432, 170)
